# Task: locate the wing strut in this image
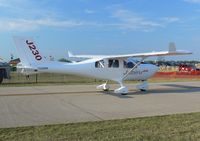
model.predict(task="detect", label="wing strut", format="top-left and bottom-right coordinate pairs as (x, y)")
top-left (122, 57), bottom-right (146, 80)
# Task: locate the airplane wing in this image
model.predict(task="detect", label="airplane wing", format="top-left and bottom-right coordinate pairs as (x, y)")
top-left (67, 51), bottom-right (106, 59)
top-left (103, 50), bottom-right (192, 59)
top-left (68, 43), bottom-right (192, 60)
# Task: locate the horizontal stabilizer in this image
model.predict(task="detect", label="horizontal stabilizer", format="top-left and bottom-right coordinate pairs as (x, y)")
top-left (67, 50), bottom-right (90, 62)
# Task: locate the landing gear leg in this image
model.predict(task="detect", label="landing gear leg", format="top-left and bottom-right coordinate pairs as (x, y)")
top-left (137, 81), bottom-right (149, 92)
top-left (114, 81), bottom-right (128, 95)
top-left (97, 81), bottom-right (110, 91)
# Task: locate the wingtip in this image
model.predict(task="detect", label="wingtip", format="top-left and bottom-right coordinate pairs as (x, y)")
top-left (168, 42), bottom-right (192, 55)
top-left (176, 50), bottom-right (193, 55)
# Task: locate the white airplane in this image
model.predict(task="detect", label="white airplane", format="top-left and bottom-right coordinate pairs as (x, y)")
top-left (14, 37), bottom-right (192, 94)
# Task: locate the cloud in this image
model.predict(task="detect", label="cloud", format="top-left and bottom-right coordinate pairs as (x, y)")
top-left (111, 9), bottom-right (163, 31)
top-left (0, 0), bottom-right (90, 31)
top-left (184, 0), bottom-right (200, 3)
top-left (162, 17), bottom-right (180, 23)
top-left (109, 9), bottom-right (181, 32)
top-left (0, 0), bottom-right (30, 9)
top-left (0, 1), bottom-right (181, 32)
top-left (0, 19), bottom-right (86, 31)
top-left (84, 9), bottom-right (95, 14)
top-left (0, 0), bottom-right (58, 19)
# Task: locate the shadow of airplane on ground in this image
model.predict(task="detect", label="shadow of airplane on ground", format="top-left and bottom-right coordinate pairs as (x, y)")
top-left (1, 84), bottom-right (199, 99)
top-left (101, 83), bottom-right (200, 98)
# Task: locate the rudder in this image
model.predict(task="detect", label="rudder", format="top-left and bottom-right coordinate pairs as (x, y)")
top-left (13, 37), bottom-right (44, 67)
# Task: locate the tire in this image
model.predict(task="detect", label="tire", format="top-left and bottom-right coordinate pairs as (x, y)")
top-left (121, 93), bottom-right (127, 95)
top-left (0, 76), bottom-right (3, 84)
top-left (140, 89), bottom-right (147, 92)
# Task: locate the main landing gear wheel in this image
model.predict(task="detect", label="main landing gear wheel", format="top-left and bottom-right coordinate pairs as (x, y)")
top-left (114, 82), bottom-right (129, 95)
top-left (96, 81), bottom-right (110, 91)
top-left (137, 81), bottom-right (149, 92)
top-left (140, 89), bottom-right (147, 92)
top-left (114, 86), bottom-right (128, 95)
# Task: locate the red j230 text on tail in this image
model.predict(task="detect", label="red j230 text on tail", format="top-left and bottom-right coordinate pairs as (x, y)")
top-left (26, 40), bottom-right (42, 61)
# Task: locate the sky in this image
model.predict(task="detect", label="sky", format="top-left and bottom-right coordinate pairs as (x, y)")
top-left (0, 0), bottom-right (200, 61)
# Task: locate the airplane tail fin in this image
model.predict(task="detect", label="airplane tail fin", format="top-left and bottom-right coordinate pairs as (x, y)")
top-left (13, 37), bottom-right (44, 68)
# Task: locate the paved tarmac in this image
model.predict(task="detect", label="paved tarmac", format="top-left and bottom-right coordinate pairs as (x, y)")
top-left (0, 81), bottom-right (200, 128)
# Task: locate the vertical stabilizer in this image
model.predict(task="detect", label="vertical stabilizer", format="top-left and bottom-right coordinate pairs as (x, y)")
top-left (13, 37), bottom-right (44, 67)
top-left (169, 42), bottom-right (176, 53)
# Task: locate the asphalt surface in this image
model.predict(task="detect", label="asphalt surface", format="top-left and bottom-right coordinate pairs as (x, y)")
top-left (0, 81), bottom-right (200, 128)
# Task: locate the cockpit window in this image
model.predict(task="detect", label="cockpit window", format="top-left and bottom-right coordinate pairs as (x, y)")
top-left (124, 61), bottom-right (135, 68)
top-left (108, 59), bottom-right (119, 68)
top-left (95, 60), bottom-right (105, 68)
top-left (127, 62), bottom-right (134, 68)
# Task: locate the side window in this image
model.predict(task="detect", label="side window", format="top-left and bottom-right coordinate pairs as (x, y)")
top-left (108, 59), bottom-right (119, 68)
top-left (95, 60), bottom-right (104, 68)
top-left (113, 60), bottom-right (119, 68)
top-left (108, 60), bottom-right (113, 68)
top-left (95, 62), bottom-right (99, 68)
top-left (123, 61), bottom-right (127, 68)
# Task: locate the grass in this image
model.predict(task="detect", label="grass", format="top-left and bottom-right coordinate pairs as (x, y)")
top-left (0, 73), bottom-right (104, 87)
top-left (1, 112), bottom-right (200, 141)
top-left (1, 73), bottom-right (200, 140)
top-left (1, 72), bottom-right (200, 87)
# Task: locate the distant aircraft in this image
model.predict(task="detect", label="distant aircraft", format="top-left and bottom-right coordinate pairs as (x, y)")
top-left (14, 37), bottom-right (192, 94)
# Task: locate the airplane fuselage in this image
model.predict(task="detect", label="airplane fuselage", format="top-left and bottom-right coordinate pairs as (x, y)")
top-left (27, 58), bottom-right (159, 82)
